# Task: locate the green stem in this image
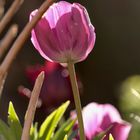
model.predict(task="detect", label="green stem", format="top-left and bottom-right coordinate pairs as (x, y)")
top-left (67, 62), bottom-right (86, 140)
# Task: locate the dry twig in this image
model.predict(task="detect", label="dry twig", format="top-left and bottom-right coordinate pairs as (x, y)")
top-left (0, 72), bottom-right (7, 97)
top-left (0, 0), bottom-right (5, 18)
top-left (18, 85), bottom-right (42, 107)
top-left (0, 0), bottom-right (55, 74)
top-left (21, 71), bottom-right (44, 140)
top-left (0, 0), bottom-right (23, 34)
top-left (0, 24), bottom-right (18, 59)
top-left (0, 0), bottom-right (56, 97)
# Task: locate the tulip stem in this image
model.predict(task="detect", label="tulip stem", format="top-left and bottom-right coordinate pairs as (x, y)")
top-left (67, 62), bottom-right (86, 140)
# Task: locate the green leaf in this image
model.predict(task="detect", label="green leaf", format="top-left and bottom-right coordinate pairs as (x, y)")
top-left (0, 120), bottom-right (10, 140)
top-left (93, 125), bottom-right (114, 140)
top-left (8, 101), bottom-right (22, 140)
top-left (109, 134), bottom-right (114, 140)
top-left (63, 135), bottom-right (68, 140)
top-left (53, 119), bottom-right (76, 140)
top-left (30, 123), bottom-right (39, 140)
top-left (39, 101), bottom-right (70, 140)
top-left (68, 129), bottom-right (78, 140)
top-left (93, 131), bottom-right (107, 140)
top-left (38, 110), bottom-right (56, 140)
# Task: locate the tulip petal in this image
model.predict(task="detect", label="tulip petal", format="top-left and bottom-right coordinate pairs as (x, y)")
top-left (99, 104), bottom-right (122, 130)
top-left (44, 1), bottom-right (72, 28)
top-left (68, 7), bottom-right (89, 62)
top-left (30, 1), bottom-right (96, 63)
top-left (32, 17), bottom-right (66, 62)
top-left (103, 122), bottom-right (131, 140)
top-left (73, 102), bottom-right (131, 140)
top-left (82, 103), bottom-right (103, 139)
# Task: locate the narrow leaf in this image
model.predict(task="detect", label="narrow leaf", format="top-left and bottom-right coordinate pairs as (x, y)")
top-left (39, 101), bottom-right (70, 140)
top-left (0, 120), bottom-right (10, 140)
top-left (30, 123), bottom-right (38, 140)
top-left (63, 135), bottom-right (68, 140)
top-left (8, 101), bottom-right (22, 140)
top-left (109, 134), bottom-right (114, 140)
top-left (53, 119), bottom-right (76, 140)
top-left (68, 129), bottom-right (78, 140)
top-left (39, 110), bottom-right (57, 139)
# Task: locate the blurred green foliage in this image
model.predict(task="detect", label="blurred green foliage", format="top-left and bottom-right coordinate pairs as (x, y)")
top-left (119, 75), bottom-right (140, 140)
top-left (0, 101), bottom-right (75, 140)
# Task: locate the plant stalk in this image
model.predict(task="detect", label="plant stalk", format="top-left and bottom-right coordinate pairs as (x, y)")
top-left (0, 0), bottom-right (23, 34)
top-left (21, 71), bottom-right (44, 140)
top-left (0, 0), bottom-right (56, 98)
top-left (0, 24), bottom-right (18, 59)
top-left (67, 62), bottom-right (86, 140)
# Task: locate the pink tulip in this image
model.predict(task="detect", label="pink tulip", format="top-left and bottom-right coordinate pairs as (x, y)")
top-left (72, 102), bottom-right (131, 140)
top-left (18, 61), bottom-right (83, 109)
top-left (30, 1), bottom-right (96, 63)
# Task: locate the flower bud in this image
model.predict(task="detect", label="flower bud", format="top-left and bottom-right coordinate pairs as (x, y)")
top-left (30, 1), bottom-right (96, 63)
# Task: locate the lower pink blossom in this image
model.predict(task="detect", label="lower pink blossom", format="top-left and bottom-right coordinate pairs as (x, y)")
top-left (72, 102), bottom-right (131, 140)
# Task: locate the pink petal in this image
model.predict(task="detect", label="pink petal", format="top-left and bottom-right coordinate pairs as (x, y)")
top-left (82, 103), bottom-right (103, 139)
top-left (32, 17), bottom-right (65, 62)
top-left (44, 1), bottom-right (72, 28)
top-left (30, 1), bottom-right (96, 63)
top-left (30, 10), bottom-right (54, 62)
top-left (104, 122), bottom-right (131, 140)
top-left (99, 104), bottom-right (122, 130)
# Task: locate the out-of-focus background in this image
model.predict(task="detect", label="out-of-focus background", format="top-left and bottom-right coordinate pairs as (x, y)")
top-left (1, 0), bottom-right (140, 139)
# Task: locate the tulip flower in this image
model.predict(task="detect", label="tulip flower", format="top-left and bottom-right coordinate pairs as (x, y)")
top-left (72, 102), bottom-right (131, 140)
top-left (18, 61), bottom-right (83, 109)
top-left (30, 1), bottom-right (96, 139)
top-left (30, 1), bottom-right (95, 63)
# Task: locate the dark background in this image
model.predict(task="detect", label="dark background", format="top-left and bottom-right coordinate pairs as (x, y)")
top-left (1, 0), bottom-right (140, 123)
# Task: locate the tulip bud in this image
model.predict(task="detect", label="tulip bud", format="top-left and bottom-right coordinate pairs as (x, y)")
top-left (30, 1), bottom-right (96, 63)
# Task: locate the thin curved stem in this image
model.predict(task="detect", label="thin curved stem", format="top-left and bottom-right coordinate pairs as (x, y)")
top-left (21, 72), bottom-right (44, 140)
top-left (0, 73), bottom-right (7, 97)
top-left (18, 85), bottom-right (42, 107)
top-left (67, 62), bottom-right (86, 140)
top-left (0, 24), bottom-right (18, 59)
top-left (0, 0), bottom-right (55, 73)
top-left (0, 0), bottom-right (23, 34)
top-left (0, 0), bottom-right (5, 18)
top-left (0, 0), bottom-right (56, 98)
